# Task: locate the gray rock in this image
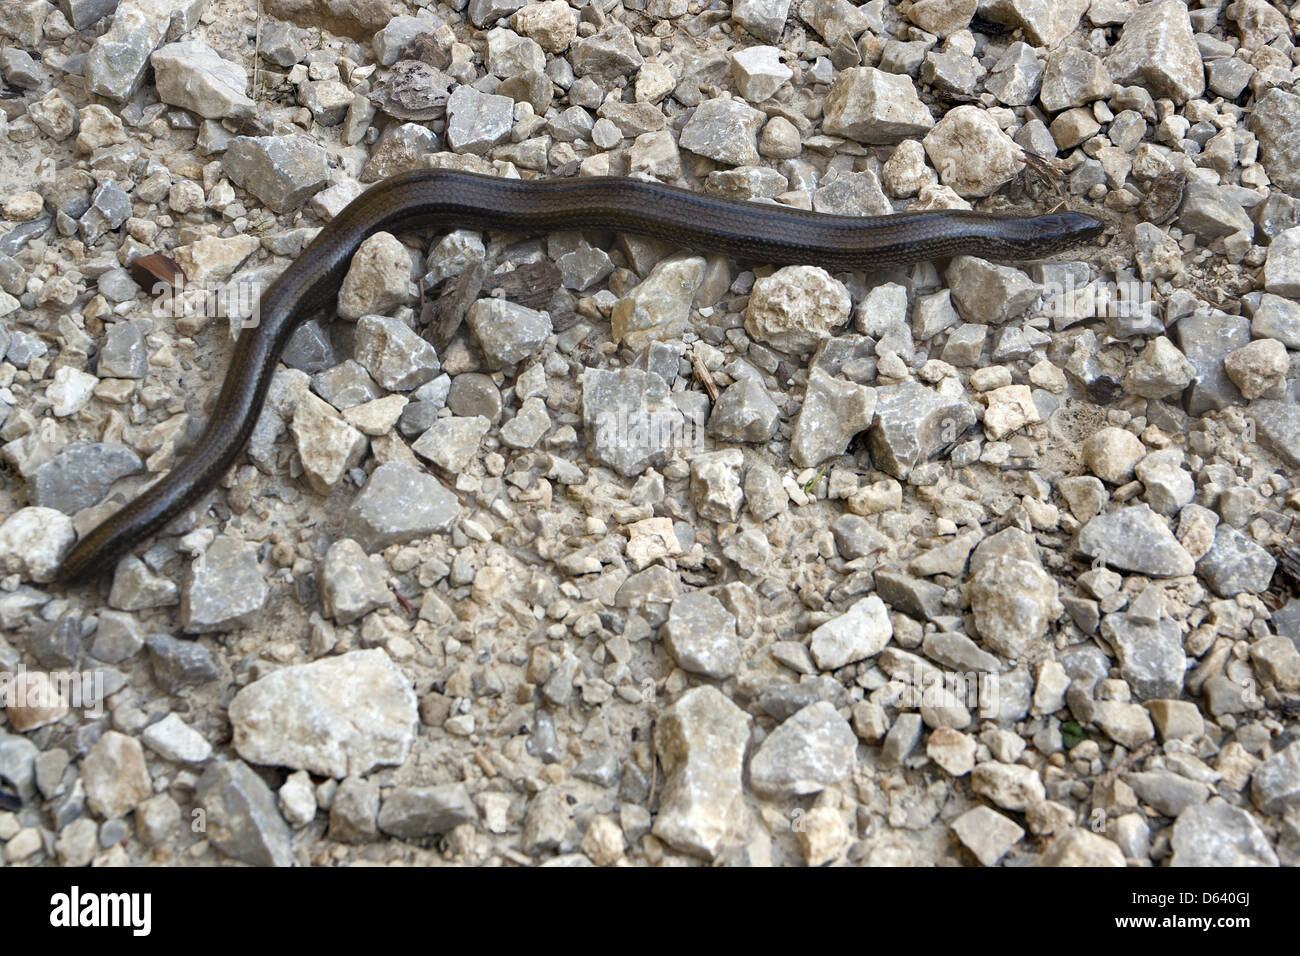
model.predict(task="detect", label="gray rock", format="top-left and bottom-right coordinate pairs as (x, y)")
top-left (556, 241), bottom-right (614, 291)
top-left (378, 784), bottom-right (476, 838)
top-left (312, 360), bottom-right (381, 410)
top-left (1264, 226), bottom-right (1300, 297)
top-left (223, 135), bottom-right (328, 213)
top-left (757, 677), bottom-right (846, 721)
top-left (969, 553), bottom-right (1061, 659)
top-left (1198, 526), bottom-right (1276, 597)
top-left (941, 324), bottom-right (987, 366)
top-left (181, 537), bottom-right (268, 633)
top-left (80, 180), bottom-right (131, 245)
top-left (875, 569), bottom-right (946, 620)
top-left (1252, 399), bottom-right (1300, 469)
top-left (1134, 448), bottom-right (1194, 515)
top-left (197, 759), bottom-right (294, 866)
top-left (653, 686), bottom-right (751, 859)
top-left (328, 776), bottom-right (380, 844)
top-left (27, 615), bottom-right (82, 670)
top-left (951, 805), bottom-right (1024, 865)
top-left (812, 169), bottom-right (891, 216)
top-left (135, 793), bottom-right (181, 846)
top-left (922, 629), bottom-right (1003, 673)
top-left (822, 67), bottom-right (932, 143)
top-left (90, 609), bottom-right (145, 662)
top-left (731, 0), bottom-right (791, 43)
top-left (1178, 181), bottom-right (1254, 241)
top-left (662, 592), bottom-right (739, 679)
top-left (809, 595), bottom-right (892, 670)
top-left (613, 255), bottom-right (705, 349)
top-left (790, 367), bottom-right (877, 468)
top-left (84, 0), bottom-right (192, 101)
top-left (0, 217), bottom-right (53, 259)
top-left (468, 0), bottom-right (525, 27)
top-left (800, 0), bottom-right (878, 46)
top-left (0, 47), bottom-right (44, 89)
top-left (1104, 0), bottom-right (1204, 103)
top-left (445, 85), bottom-right (513, 154)
top-left (370, 60), bottom-right (450, 122)
top-left (354, 315), bottom-right (440, 391)
top-left (573, 750), bottom-right (621, 788)
top-left (1125, 769), bottom-right (1208, 817)
top-left (679, 97), bottom-right (764, 167)
top-left (520, 787), bottom-right (572, 856)
top-left (1174, 310), bottom-right (1251, 415)
top-left (449, 371), bottom-right (504, 421)
top-left (319, 538), bottom-right (394, 625)
top-left (1250, 88), bottom-right (1300, 198)
top-left (880, 712), bottom-right (923, 766)
top-left (1102, 613), bottom-right (1185, 699)
top-left (412, 415), bottom-right (489, 472)
top-left (257, 20), bottom-right (305, 67)
top-left (986, 41), bottom-right (1043, 107)
top-left (945, 256), bottom-right (1040, 325)
top-left (1207, 56), bottom-right (1255, 100)
top-left (1251, 294), bottom-right (1300, 349)
top-left (281, 319), bottom-right (337, 373)
top-left (582, 368), bottom-right (686, 477)
top-left (868, 382), bottom-right (976, 479)
top-left (363, 123), bottom-right (438, 180)
top-left (1077, 504), bottom-right (1196, 577)
top-left (748, 701), bottom-right (857, 797)
top-left (707, 377), bottom-right (779, 443)
top-left (344, 462), bottom-right (460, 551)
top-left (82, 730), bottom-right (152, 819)
top-left (971, 760), bottom-right (1045, 811)
top-left (466, 299), bottom-right (551, 367)
top-left (922, 50), bottom-right (984, 97)
top-left (31, 442), bottom-right (143, 514)
top-left (1170, 799), bottom-right (1278, 866)
top-left (98, 321), bottom-right (148, 378)
top-left (146, 633), bottom-right (219, 692)
top-left (152, 40), bottom-right (254, 119)
top-left (374, 15), bottom-right (439, 66)
top-left (59, 0), bottom-right (121, 29)
top-left (229, 649), bottom-right (417, 778)
top-left (141, 712), bottom-right (212, 764)
top-left (744, 461), bottom-right (787, 521)
top-left (829, 514), bottom-right (888, 560)
top-left (1251, 740), bottom-right (1300, 814)
top-left (500, 397), bottom-right (551, 448)
top-left (570, 23), bottom-right (644, 81)
top-left (690, 449), bottom-right (743, 523)
top-left (1039, 47), bottom-right (1110, 113)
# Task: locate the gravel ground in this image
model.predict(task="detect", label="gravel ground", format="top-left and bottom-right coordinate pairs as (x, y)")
top-left (0, 0), bottom-right (1299, 867)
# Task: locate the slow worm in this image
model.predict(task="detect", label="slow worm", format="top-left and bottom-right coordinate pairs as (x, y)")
top-left (55, 169), bottom-right (1102, 583)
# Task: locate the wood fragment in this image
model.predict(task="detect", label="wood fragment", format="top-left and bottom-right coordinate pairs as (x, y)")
top-left (485, 260), bottom-right (561, 310)
top-left (128, 252), bottom-right (186, 292)
top-left (550, 310), bottom-right (582, 333)
top-left (387, 580), bottom-right (414, 617)
top-left (1138, 170), bottom-right (1186, 225)
top-left (693, 355), bottom-right (719, 403)
top-left (426, 260), bottom-right (485, 352)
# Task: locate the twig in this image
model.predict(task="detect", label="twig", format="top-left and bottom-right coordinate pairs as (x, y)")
top-left (693, 355), bottom-right (719, 403)
top-left (387, 580), bottom-right (414, 616)
top-left (252, 0), bottom-right (263, 104)
top-left (646, 718), bottom-right (658, 812)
